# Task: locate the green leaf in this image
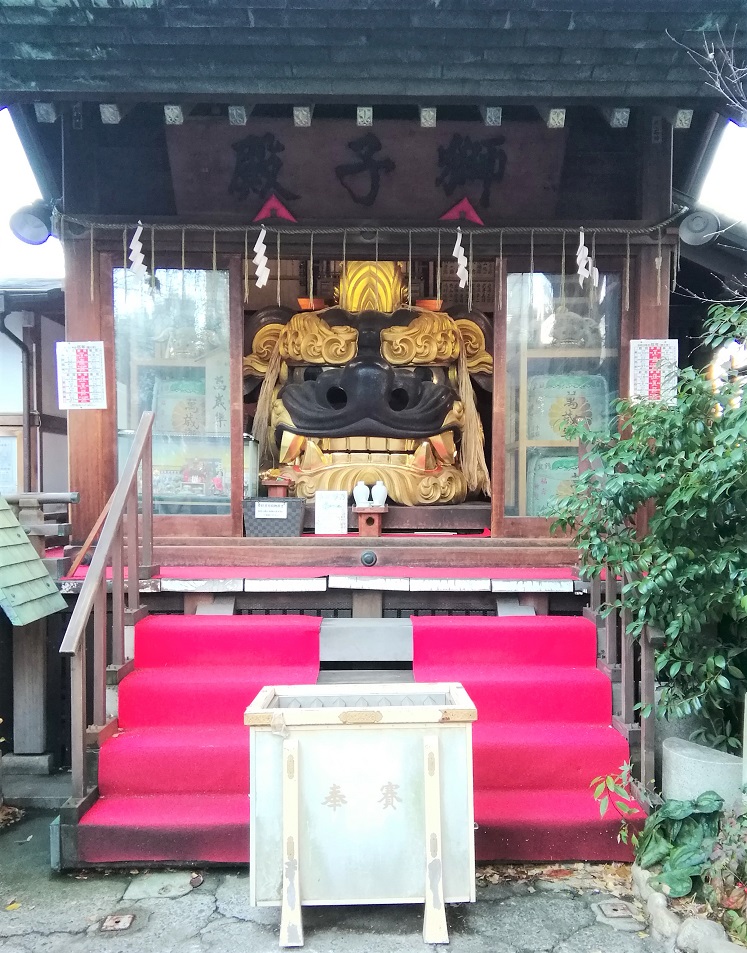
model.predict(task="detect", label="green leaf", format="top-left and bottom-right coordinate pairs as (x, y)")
top-left (599, 795), bottom-right (609, 818)
top-left (649, 869), bottom-right (694, 898)
top-left (692, 791), bottom-right (725, 814)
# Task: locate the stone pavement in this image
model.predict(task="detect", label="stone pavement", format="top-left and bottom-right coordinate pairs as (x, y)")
top-left (0, 813), bottom-right (668, 953)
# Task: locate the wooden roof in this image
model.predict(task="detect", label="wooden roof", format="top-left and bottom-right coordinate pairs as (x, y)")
top-left (0, 497), bottom-right (66, 627)
top-left (0, 0), bottom-right (745, 104)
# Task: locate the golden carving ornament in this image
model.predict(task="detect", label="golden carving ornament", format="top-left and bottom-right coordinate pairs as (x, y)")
top-left (280, 311), bottom-right (357, 365)
top-left (380, 311), bottom-right (460, 366)
top-left (243, 323), bottom-right (283, 376)
top-left (287, 462), bottom-right (466, 506)
top-left (337, 261), bottom-right (407, 312)
top-left (455, 319), bottom-right (493, 375)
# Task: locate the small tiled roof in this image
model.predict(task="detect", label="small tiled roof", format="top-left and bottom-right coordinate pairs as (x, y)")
top-left (0, 0), bottom-right (745, 103)
top-left (0, 497), bottom-right (67, 626)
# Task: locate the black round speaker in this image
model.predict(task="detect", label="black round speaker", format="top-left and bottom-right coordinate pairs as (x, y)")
top-left (360, 550), bottom-right (377, 567)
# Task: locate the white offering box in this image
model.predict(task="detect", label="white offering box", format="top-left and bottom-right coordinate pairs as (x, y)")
top-left (244, 682), bottom-right (477, 947)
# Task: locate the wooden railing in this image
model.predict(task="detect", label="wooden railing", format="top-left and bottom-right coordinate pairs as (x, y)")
top-left (59, 411), bottom-right (156, 801)
top-left (586, 566), bottom-right (662, 803)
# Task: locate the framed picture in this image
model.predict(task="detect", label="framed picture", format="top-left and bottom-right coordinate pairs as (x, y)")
top-left (0, 429), bottom-right (22, 495)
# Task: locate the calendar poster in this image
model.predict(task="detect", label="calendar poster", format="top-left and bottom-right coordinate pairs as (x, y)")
top-left (56, 341), bottom-right (107, 410)
top-left (629, 339), bottom-right (678, 405)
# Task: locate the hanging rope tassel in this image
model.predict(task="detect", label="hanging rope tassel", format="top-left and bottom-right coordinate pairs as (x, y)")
top-left (251, 338), bottom-right (283, 468)
top-left (456, 331), bottom-right (491, 497)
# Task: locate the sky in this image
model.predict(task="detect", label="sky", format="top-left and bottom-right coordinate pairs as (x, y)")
top-left (699, 120), bottom-right (747, 224)
top-left (0, 107), bottom-right (64, 282)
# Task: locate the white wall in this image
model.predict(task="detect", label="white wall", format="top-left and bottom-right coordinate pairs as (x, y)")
top-left (40, 314), bottom-right (64, 416)
top-left (0, 311), bottom-right (23, 413)
top-left (41, 430), bottom-right (68, 492)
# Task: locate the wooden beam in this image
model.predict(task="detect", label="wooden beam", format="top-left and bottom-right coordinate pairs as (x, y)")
top-left (600, 106), bottom-right (630, 128)
top-left (228, 105), bottom-right (248, 126)
top-left (98, 104), bottom-right (131, 125)
top-left (356, 106), bottom-right (373, 127)
top-left (661, 107), bottom-right (693, 130)
top-left (33, 103), bottom-right (57, 123)
top-left (163, 104), bottom-right (184, 125)
top-left (419, 106), bottom-right (437, 128)
top-left (292, 105), bottom-right (313, 127)
top-left (480, 105), bottom-right (502, 126)
top-left (537, 106), bottom-right (566, 128)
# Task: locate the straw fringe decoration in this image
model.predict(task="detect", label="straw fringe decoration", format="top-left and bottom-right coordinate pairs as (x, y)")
top-left (181, 227), bottom-right (186, 297)
top-left (251, 338), bottom-right (282, 467)
top-left (655, 227), bottom-right (663, 306)
top-left (90, 227), bottom-right (95, 302)
top-left (498, 230), bottom-right (503, 311)
top-left (122, 229), bottom-right (127, 298)
top-left (529, 228), bottom-right (535, 313)
top-left (671, 239), bottom-right (680, 293)
top-left (243, 230), bottom-right (249, 303)
top-left (375, 230), bottom-right (380, 311)
top-left (341, 230), bottom-right (347, 309)
top-left (150, 226), bottom-right (155, 289)
top-left (467, 231), bottom-right (474, 313)
top-left (560, 231), bottom-right (566, 311)
top-left (408, 231), bottom-right (413, 307)
top-left (308, 232), bottom-right (314, 303)
top-left (456, 332), bottom-right (491, 497)
top-left (436, 230), bottom-right (442, 305)
top-left (276, 231), bottom-right (282, 307)
top-left (624, 233), bottom-right (631, 312)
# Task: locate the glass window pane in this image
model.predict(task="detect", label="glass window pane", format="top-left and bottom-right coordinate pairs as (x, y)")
top-left (504, 272), bottom-right (620, 518)
top-left (114, 268), bottom-right (231, 515)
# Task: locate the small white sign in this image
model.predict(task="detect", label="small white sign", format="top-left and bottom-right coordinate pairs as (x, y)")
top-left (630, 339), bottom-right (678, 405)
top-left (56, 341), bottom-right (107, 410)
top-left (0, 434), bottom-right (18, 495)
top-left (314, 490), bottom-right (349, 535)
top-left (255, 500), bottom-right (287, 519)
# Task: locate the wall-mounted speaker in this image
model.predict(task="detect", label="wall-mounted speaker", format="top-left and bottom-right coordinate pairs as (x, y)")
top-left (678, 210), bottom-right (721, 246)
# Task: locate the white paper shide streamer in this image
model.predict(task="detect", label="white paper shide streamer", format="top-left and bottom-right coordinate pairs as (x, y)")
top-left (253, 226), bottom-right (270, 289)
top-left (452, 228), bottom-right (468, 289)
top-left (576, 229), bottom-right (591, 287)
top-left (128, 223), bottom-right (148, 279)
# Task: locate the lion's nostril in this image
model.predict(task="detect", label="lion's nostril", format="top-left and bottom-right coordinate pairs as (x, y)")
top-left (388, 387), bottom-right (410, 412)
top-left (326, 386), bottom-right (348, 410)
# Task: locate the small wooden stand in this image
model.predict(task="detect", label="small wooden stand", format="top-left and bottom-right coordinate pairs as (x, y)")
top-left (352, 505), bottom-right (388, 537)
top-left (262, 477), bottom-right (293, 499)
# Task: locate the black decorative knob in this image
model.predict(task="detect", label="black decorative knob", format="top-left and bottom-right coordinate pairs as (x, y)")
top-left (360, 550), bottom-right (377, 567)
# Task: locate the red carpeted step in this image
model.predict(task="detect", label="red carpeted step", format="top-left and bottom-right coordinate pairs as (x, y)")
top-left (473, 789), bottom-right (643, 862)
top-left (447, 666), bottom-right (612, 723)
top-left (118, 667), bottom-right (304, 728)
top-left (97, 727), bottom-right (248, 796)
top-left (77, 793), bottom-right (250, 864)
top-left (471, 722), bottom-right (630, 791)
top-left (412, 615), bottom-right (598, 672)
top-left (134, 614), bottom-right (321, 668)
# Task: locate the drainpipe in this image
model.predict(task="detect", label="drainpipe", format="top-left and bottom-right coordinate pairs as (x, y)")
top-left (0, 294), bottom-right (33, 492)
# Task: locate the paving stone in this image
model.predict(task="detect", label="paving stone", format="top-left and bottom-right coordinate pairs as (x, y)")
top-left (677, 918), bottom-right (728, 953)
top-left (555, 924), bottom-right (662, 953)
top-left (467, 894), bottom-right (595, 950)
top-left (123, 871), bottom-right (196, 900)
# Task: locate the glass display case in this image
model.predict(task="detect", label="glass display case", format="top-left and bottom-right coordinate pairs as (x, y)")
top-left (504, 271), bottom-right (621, 518)
top-left (113, 268), bottom-right (231, 515)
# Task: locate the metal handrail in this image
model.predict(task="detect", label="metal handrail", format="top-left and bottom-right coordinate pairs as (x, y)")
top-left (59, 411), bottom-right (155, 799)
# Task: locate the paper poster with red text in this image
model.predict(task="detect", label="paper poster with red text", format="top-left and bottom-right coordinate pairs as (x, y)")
top-left (629, 339), bottom-right (678, 405)
top-left (56, 341), bottom-right (107, 410)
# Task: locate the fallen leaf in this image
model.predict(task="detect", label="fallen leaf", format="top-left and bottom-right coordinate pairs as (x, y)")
top-left (189, 873), bottom-right (204, 888)
top-left (5, 902), bottom-right (20, 911)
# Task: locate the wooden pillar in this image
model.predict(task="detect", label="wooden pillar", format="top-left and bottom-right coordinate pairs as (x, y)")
top-left (12, 619), bottom-right (47, 754)
top-left (64, 240), bottom-right (117, 543)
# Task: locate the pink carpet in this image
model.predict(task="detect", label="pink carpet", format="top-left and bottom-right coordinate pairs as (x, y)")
top-left (78, 614), bottom-right (320, 864)
top-left (412, 616), bottom-right (641, 861)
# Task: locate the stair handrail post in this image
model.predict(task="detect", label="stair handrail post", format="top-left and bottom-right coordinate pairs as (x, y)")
top-left (619, 571), bottom-right (636, 727)
top-left (126, 483), bottom-right (140, 616)
top-left (141, 428), bottom-right (154, 571)
top-left (603, 564), bottom-right (619, 668)
top-left (639, 623), bottom-right (664, 797)
top-left (59, 411), bottom-right (155, 800)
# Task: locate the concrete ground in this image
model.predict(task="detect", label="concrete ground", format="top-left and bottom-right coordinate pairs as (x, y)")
top-left (0, 812), bottom-right (668, 953)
